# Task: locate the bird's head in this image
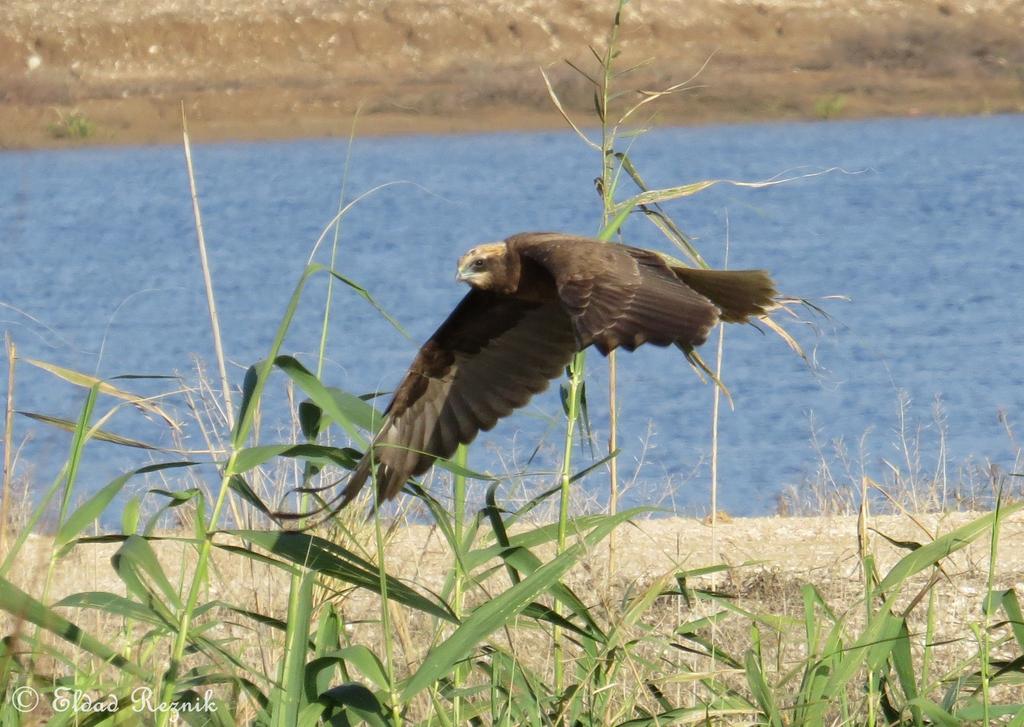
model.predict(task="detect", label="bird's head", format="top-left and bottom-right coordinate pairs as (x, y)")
top-left (456, 243), bottom-right (508, 290)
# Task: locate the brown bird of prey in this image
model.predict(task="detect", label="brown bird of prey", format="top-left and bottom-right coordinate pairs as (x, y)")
top-left (338, 232), bottom-right (776, 508)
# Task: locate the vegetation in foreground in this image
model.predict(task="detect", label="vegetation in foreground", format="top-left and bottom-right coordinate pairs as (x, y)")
top-left (2, 3), bottom-right (1023, 725)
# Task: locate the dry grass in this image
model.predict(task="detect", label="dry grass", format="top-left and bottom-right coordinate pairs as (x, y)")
top-left (5, 507), bottom-right (1023, 723)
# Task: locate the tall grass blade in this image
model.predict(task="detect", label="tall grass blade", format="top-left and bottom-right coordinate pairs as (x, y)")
top-left (890, 618), bottom-right (923, 725)
top-left (1, 389), bottom-right (111, 577)
top-left (55, 461), bottom-right (196, 550)
top-left (21, 357), bottom-right (179, 428)
top-left (315, 683), bottom-right (389, 725)
top-left (876, 502), bottom-right (1022, 594)
top-left (401, 509), bottom-right (640, 701)
top-left (274, 355), bottom-right (373, 445)
top-left (909, 698), bottom-right (960, 727)
top-left (56, 591), bottom-right (171, 626)
top-left (17, 410), bottom-right (167, 450)
top-left (182, 104), bottom-right (235, 429)
top-left (113, 535), bottom-right (183, 613)
top-left (271, 569), bottom-right (314, 726)
top-left (315, 107), bottom-right (362, 380)
top-left (540, 67), bottom-right (600, 151)
top-left (225, 529), bottom-right (454, 621)
top-left (229, 443), bottom-right (358, 475)
top-left (0, 577), bottom-right (148, 678)
top-left (744, 648), bottom-right (782, 727)
top-left (326, 269), bottom-right (408, 339)
top-left (1, 334), bottom-right (15, 554)
top-left (987, 589), bottom-right (1024, 649)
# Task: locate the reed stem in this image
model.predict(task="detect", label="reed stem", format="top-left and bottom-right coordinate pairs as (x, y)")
top-left (452, 444), bottom-right (468, 724)
top-left (598, 0), bottom-right (626, 574)
top-left (317, 109), bottom-right (361, 379)
top-left (372, 484), bottom-right (403, 727)
top-left (1, 334), bottom-right (15, 553)
top-left (181, 105), bottom-right (234, 429)
top-left (180, 106), bottom-right (244, 531)
top-left (554, 350), bottom-right (585, 703)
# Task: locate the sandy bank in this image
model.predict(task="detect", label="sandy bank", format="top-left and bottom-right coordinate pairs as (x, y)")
top-left (10, 511), bottom-right (1024, 611)
top-left (2, 1), bottom-right (1023, 148)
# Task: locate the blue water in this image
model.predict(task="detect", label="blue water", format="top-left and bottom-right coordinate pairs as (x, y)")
top-left (1, 115), bottom-right (1022, 517)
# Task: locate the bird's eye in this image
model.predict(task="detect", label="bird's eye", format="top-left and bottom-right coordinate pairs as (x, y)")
top-left (473, 259), bottom-right (485, 268)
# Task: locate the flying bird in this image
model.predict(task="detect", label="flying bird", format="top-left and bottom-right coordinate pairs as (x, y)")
top-left (338, 232), bottom-right (776, 508)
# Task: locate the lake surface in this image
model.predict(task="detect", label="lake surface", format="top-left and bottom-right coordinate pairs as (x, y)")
top-left (1, 114), bottom-right (1022, 517)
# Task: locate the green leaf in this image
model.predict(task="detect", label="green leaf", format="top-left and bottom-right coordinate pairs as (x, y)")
top-left (113, 535), bottom-right (182, 614)
top-left (271, 571), bottom-right (314, 727)
top-left (598, 204), bottom-right (633, 241)
top-left (986, 589), bottom-right (1024, 649)
top-left (401, 509), bottom-right (641, 701)
top-left (0, 576), bottom-right (147, 678)
top-left (227, 475), bottom-right (273, 517)
top-left (310, 605), bottom-right (343, 691)
top-left (890, 617), bottom-right (921, 724)
top-left (800, 508), bottom-right (1024, 725)
top-left (235, 364), bottom-right (260, 442)
top-left (956, 703), bottom-right (1024, 720)
top-left (875, 503), bottom-right (1023, 596)
top-left (0, 385), bottom-right (99, 579)
top-left (274, 356), bottom-right (372, 446)
top-left (335, 646), bottom-right (390, 691)
top-left (318, 682), bottom-right (389, 726)
top-left (325, 268), bottom-right (409, 340)
top-left (55, 461), bottom-right (196, 550)
top-left (224, 530), bottom-right (454, 622)
top-left (466, 514), bottom-right (623, 571)
top-left (298, 400), bottom-right (323, 440)
top-left (233, 264), bottom-right (327, 449)
top-left (55, 591), bottom-right (171, 628)
top-left (908, 698), bottom-right (959, 727)
top-left (18, 411), bottom-right (166, 450)
top-left (21, 358), bottom-right (179, 429)
top-left (429, 450), bottom-right (499, 482)
top-left (173, 689), bottom-right (236, 727)
top-left (745, 648), bottom-right (782, 727)
top-left (498, 546), bottom-right (604, 641)
top-left (122, 496), bottom-right (141, 534)
top-left (143, 488), bottom-right (204, 535)
top-left (229, 443), bottom-right (359, 475)
top-left (296, 702), bottom-right (326, 727)
top-left (321, 388), bottom-right (383, 434)
top-left (865, 613), bottom-right (902, 671)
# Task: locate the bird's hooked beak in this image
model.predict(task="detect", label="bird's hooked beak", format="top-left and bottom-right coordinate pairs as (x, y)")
top-left (456, 256), bottom-right (476, 282)
top-left (456, 243), bottom-right (502, 284)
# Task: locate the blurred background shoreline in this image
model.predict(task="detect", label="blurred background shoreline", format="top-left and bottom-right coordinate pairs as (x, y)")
top-left (2, 0), bottom-right (1023, 149)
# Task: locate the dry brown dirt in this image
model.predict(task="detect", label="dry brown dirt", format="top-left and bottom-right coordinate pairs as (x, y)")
top-left (2, 0), bottom-right (1023, 149)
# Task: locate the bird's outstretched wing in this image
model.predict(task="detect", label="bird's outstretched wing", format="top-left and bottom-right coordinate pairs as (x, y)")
top-left (339, 289), bottom-right (577, 507)
top-left (511, 233), bottom-right (718, 354)
top-left (511, 233), bottom-right (775, 355)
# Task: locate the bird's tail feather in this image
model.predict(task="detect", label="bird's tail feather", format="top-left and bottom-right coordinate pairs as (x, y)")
top-left (336, 454), bottom-right (373, 511)
top-left (671, 268), bottom-right (777, 323)
top-left (336, 423), bottom-right (406, 513)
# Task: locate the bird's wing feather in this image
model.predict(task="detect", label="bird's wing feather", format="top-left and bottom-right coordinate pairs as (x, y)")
top-left (339, 289), bottom-right (576, 507)
top-left (512, 233), bottom-right (721, 355)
